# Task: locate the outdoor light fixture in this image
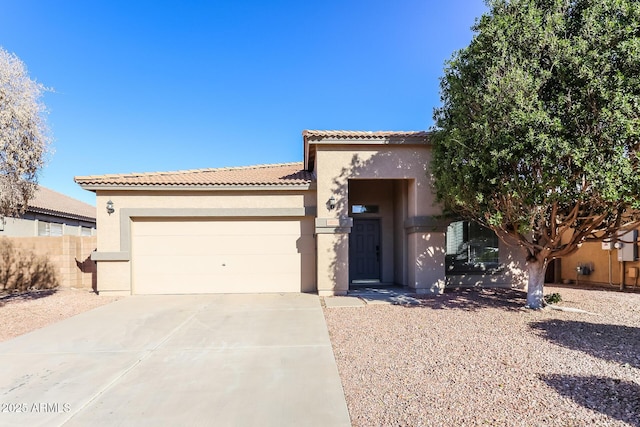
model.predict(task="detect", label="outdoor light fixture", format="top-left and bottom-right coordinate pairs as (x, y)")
top-left (328, 195), bottom-right (336, 210)
top-left (106, 200), bottom-right (115, 215)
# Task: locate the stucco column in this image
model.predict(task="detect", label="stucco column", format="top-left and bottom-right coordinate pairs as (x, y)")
top-left (315, 218), bottom-right (353, 296)
top-left (406, 231), bottom-right (446, 294)
top-left (405, 216), bottom-right (448, 294)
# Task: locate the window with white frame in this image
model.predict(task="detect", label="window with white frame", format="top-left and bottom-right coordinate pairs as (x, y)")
top-left (38, 221), bottom-right (63, 236)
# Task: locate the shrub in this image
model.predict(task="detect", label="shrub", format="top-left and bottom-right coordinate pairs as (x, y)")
top-left (544, 293), bottom-right (562, 305)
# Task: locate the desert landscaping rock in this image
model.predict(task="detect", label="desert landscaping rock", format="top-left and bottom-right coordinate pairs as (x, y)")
top-left (2, 285), bottom-right (639, 425)
top-left (324, 286), bottom-right (640, 426)
top-left (0, 288), bottom-right (120, 342)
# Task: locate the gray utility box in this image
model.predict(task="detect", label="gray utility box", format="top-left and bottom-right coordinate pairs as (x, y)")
top-left (617, 229), bottom-right (638, 262)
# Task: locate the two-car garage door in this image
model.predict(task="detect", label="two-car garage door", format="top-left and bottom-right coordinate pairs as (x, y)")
top-left (131, 218), bottom-right (314, 294)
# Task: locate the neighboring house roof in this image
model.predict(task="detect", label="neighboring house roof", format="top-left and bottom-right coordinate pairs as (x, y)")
top-left (74, 162), bottom-right (314, 190)
top-left (29, 186), bottom-right (97, 222)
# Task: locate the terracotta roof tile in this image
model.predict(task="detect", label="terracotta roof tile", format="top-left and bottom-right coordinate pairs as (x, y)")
top-left (303, 130), bottom-right (430, 140)
top-left (29, 186), bottom-right (96, 220)
top-left (74, 162), bottom-right (313, 187)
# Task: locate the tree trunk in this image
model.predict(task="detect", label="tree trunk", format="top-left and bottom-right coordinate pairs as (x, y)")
top-left (526, 259), bottom-right (546, 309)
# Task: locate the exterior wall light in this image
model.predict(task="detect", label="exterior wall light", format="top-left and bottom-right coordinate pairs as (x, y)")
top-left (106, 200), bottom-right (115, 215)
top-left (327, 195), bottom-right (336, 210)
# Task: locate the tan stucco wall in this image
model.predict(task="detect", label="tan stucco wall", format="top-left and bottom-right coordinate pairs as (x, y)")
top-left (95, 190), bottom-right (313, 252)
top-left (406, 232), bottom-right (447, 293)
top-left (313, 144), bottom-right (448, 294)
top-left (446, 237), bottom-right (528, 289)
top-left (559, 241), bottom-right (640, 288)
top-left (314, 146), bottom-right (437, 218)
top-left (93, 189), bottom-right (316, 295)
top-left (97, 261), bottom-right (131, 295)
top-left (317, 233), bottom-right (349, 296)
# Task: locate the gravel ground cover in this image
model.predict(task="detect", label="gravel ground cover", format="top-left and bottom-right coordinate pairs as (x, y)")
top-left (323, 286), bottom-right (640, 427)
top-left (0, 288), bottom-right (120, 342)
top-left (2, 285), bottom-right (638, 425)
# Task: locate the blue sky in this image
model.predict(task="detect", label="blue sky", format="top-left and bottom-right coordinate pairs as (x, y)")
top-left (0, 0), bottom-right (487, 206)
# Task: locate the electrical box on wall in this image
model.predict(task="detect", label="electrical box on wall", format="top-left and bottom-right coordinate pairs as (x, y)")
top-left (602, 240), bottom-right (613, 250)
top-left (617, 229), bottom-right (638, 262)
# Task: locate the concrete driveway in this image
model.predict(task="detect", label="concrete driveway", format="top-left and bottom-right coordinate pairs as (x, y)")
top-left (0, 293), bottom-right (350, 427)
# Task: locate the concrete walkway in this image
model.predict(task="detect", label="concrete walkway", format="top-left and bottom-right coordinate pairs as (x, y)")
top-left (0, 294), bottom-right (350, 427)
top-left (324, 287), bottom-right (423, 308)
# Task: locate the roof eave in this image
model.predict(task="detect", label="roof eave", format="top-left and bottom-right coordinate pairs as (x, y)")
top-left (28, 207), bottom-right (96, 223)
top-left (76, 183), bottom-right (317, 192)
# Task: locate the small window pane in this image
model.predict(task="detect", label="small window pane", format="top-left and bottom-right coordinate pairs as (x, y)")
top-left (38, 222), bottom-right (63, 236)
top-left (38, 221), bottom-right (49, 236)
top-left (50, 223), bottom-right (63, 236)
top-left (352, 205), bottom-right (379, 214)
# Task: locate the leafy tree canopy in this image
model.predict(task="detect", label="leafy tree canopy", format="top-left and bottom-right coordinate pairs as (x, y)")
top-left (0, 47), bottom-right (50, 218)
top-left (431, 0), bottom-right (640, 307)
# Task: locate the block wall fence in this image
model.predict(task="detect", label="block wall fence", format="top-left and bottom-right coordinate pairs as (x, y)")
top-left (5, 236), bottom-right (97, 290)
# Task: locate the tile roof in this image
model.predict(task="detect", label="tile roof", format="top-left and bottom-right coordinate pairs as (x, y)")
top-left (302, 130), bottom-right (430, 171)
top-left (74, 162), bottom-right (314, 188)
top-left (29, 186), bottom-right (96, 221)
top-left (303, 130), bottom-right (431, 140)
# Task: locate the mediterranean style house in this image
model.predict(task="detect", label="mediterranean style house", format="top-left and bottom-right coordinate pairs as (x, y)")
top-left (75, 130), bottom-right (527, 296)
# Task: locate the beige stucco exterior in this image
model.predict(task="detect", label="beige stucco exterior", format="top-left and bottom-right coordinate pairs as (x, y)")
top-left (79, 130), bottom-right (528, 296)
top-left (91, 189), bottom-right (315, 295)
top-left (309, 136), bottom-right (447, 295)
top-left (556, 228), bottom-right (640, 289)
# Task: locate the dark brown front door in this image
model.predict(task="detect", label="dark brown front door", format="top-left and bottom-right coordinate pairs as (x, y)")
top-left (349, 219), bottom-right (381, 282)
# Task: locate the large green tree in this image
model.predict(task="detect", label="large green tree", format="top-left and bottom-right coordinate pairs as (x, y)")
top-left (431, 0), bottom-right (640, 308)
top-left (0, 47), bottom-right (50, 219)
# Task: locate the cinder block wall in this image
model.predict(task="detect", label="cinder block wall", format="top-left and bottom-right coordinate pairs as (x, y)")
top-left (5, 236), bottom-right (97, 290)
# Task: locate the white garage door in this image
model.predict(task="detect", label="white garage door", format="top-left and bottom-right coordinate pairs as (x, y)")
top-left (131, 218), bottom-right (313, 294)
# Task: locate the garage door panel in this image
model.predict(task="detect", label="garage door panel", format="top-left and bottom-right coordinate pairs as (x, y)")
top-left (134, 235), bottom-right (304, 256)
top-left (134, 254), bottom-right (302, 275)
top-left (131, 219), bottom-right (313, 294)
top-left (134, 220), bottom-right (304, 236)
top-left (134, 273), bottom-right (302, 294)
